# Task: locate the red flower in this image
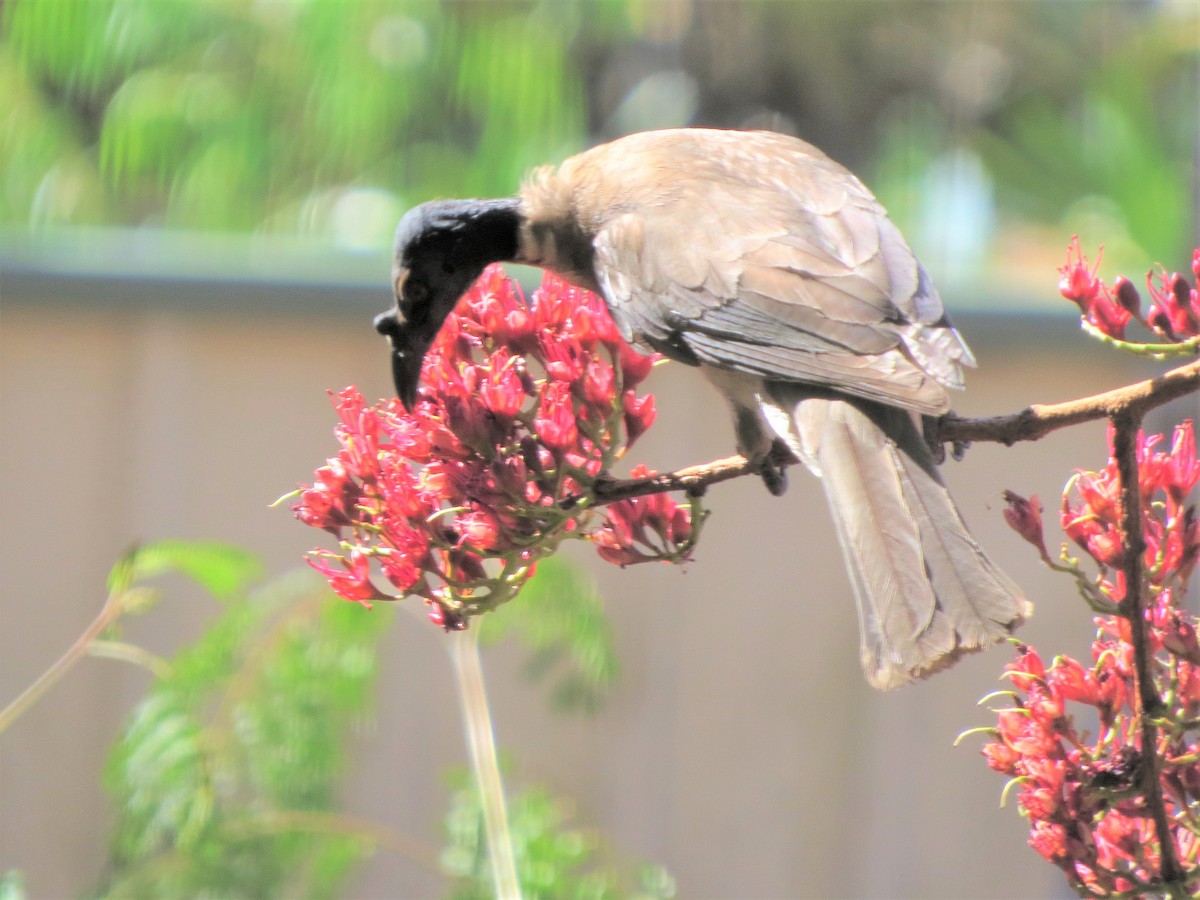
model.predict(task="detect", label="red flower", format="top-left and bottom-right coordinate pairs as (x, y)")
top-left (478, 351), bottom-right (526, 420)
top-left (457, 505), bottom-right (503, 551)
top-left (534, 381), bottom-right (579, 452)
top-left (306, 550), bottom-right (385, 608)
top-left (1045, 656), bottom-right (1099, 706)
top-left (294, 267), bottom-right (693, 622)
top-left (539, 331), bottom-right (586, 382)
top-left (1058, 239), bottom-right (1132, 338)
top-left (592, 464), bottom-right (693, 567)
top-left (1061, 240), bottom-right (1200, 345)
top-left (618, 342), bottom-right (657, 388)
top-left (1029, 821), bottom-right (1068, 863)
top-left (294, 458), bottom-right (359, 534)
top-left (1164, 420), bottom-right (1199, 507)
top-left (1147, 269), bottom-right (1200, 341)
top-left (375, 516), bottom-right (430, 592)
top-left (982, 740), bottom-right (1021, 775)
top-left (622, 390), bottom-right (657, 447)
top-left (583, 358), bottom-right (616, 413)
top-left (978, 411), bottom-right (1200, 893)
top-left (1003, 491), bottom-right (1046, 555)
top-left (1059, 238), bottom-right (1105, 310)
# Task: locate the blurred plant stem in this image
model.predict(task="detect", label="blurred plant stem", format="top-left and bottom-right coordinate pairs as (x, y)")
top-left (0, 579), bottom-right (127, 735)
top-left (449, 628), bottom-right (522, 900)
top-left (225, 809), bottom-right (441, 872)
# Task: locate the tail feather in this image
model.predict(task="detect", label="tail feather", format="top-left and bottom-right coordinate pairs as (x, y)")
top-left (769, 389), bottom-right (1030, 690)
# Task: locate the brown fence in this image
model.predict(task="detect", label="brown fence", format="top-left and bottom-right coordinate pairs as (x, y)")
top-left (2, 245), bottom-right (1184, 898)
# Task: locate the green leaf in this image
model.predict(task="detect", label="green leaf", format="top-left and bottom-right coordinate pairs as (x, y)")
top-left (478, 555), bottom-right (618, 712)
top-left (108, 540), bottom-right (262, 600)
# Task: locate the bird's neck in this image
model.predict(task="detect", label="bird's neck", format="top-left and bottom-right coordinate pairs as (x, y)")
top-left (513, 200), bottom-right (600, 293)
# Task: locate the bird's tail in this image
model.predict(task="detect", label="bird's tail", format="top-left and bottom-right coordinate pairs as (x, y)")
top-left (767, 389), bottom-right (1031, 690)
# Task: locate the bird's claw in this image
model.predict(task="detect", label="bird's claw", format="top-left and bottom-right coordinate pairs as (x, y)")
top-left (760, 461), bottom-right (787, 496)
top-left (755, 438), bottom-right (796, 496)
top-left (923, 415), bottom-right (971, 464)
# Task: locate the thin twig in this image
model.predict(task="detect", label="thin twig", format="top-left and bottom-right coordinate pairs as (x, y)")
top-left (585, 356), bottom-right (1200, 506)
top-left (0, 587), bottom-right (125, 734)
top-left (1111, 410), bottom-right (1184, 892)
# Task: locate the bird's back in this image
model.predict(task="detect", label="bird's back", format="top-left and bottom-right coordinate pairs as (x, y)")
top-left (521, 128), bottom-right (972, 415)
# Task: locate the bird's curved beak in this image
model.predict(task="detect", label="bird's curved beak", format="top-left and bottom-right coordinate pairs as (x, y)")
top-left (373, 306), bottom-right (433, 413)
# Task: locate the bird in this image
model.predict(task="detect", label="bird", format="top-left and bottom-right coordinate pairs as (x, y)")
top-left (374, 127), bottom-right (1030, 689)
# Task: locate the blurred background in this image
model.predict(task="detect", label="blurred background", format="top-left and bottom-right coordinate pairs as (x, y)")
top-left (1, 1), bottom-right (1197, 897)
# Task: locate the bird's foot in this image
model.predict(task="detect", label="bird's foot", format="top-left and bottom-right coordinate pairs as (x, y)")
top-left (923, 415), bottom-right (946, 464)
top-left (756, 439), bottom-right (794, 497)
top-left (760, 460), bottom-right (788, 496)
top-left (923, 415), bottom-right (969, 464)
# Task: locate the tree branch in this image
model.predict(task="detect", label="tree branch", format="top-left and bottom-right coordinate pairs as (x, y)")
top-left (589, 356), bottom-right (1200, 506)
top-left (939, 356), bottom-right (1200, 446)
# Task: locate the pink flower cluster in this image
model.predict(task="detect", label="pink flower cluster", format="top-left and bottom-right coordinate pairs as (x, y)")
top-left (1059, 239), bottom-right (1200, 343)
top-left (992, 421), bottom-right (1200, 894)
top-left (1060, 424), bottom-right (1199, 594)
top-left (294, 266), bottom-right (694, 627)
top-left (592, 464), bottom-right (695, 566)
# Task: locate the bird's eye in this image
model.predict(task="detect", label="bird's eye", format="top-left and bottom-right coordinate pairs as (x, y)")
top-left (404, 280), bottom-right (430, 305)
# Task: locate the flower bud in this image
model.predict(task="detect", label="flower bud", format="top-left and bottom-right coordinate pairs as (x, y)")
top-left (1112, 276), bottom-right (1141, 314)
top-left (1003, 490), bottom-right (1046, 552)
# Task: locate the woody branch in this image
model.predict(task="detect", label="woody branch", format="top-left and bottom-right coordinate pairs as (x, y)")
top-left (586, 356), bottom-right (1200, 506)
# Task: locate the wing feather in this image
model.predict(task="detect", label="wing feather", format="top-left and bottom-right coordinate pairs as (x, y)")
top-left (560, 129), bottom-right (973, 412)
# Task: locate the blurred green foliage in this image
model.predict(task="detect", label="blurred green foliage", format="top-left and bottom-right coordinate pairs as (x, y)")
top-left (443, 772), bottom-right (675, 900)
top-left (82, 540), bottom-right (628, 896)
top-left (1, 0), bottom-right (585, 245)
top-left (862, 3), bottom-right (1198, 274)
top-left (2, 0), bottom-right (1193, 272)
top-left (969, 13), bottom-right (1198, 270)
top-left (0, 871), bottom-right (25, 900)
top-left (478, 554), bottom-right (618, 713)
top-left (0, 0), bottom-right (1192, 338)
top-left (98, 546), bottom-right (389, 897)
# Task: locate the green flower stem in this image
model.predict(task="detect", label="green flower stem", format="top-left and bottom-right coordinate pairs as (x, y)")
top-left (448, 628), bottom-right (521, 900)
top-left (1080, 320), bottom-right (1200, 359)
top-left (0, 584), bottom-right (127, 735)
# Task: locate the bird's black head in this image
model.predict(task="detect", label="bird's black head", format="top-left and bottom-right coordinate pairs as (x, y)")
top-left (375, 198), bottom-right (522, 409)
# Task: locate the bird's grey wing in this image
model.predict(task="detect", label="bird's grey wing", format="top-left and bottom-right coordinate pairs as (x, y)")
top-left (591, 155), bottom-right (972, 415)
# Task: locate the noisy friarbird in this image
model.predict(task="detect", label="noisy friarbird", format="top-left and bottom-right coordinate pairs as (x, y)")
top-left (374, 128), bottom-right (1030, 689)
